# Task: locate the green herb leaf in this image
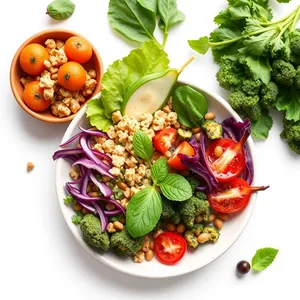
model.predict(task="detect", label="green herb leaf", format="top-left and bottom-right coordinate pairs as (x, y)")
top-left (276, 89), bottom-right (300, 122)
top-left (126, 186), bottom-right (162, 237)
top-left (188, 36), bottom-right (211, 55)
top-left (72, 212), bottom-right (84, 225)
top-left (160, 174), bottom-right (192, 201)
top-left (252, 247), bottom-right (279, 271)
top-left (151, 157), bottom-right (168, 184)
top-left (245, 55), bottom-right (271, 85)
top-left (86, 94), bottom-right (113, 132)
top-left (133, 130), bottom-right (153, 162)
top-left (251, 111), bottom-right (273, 139)
top-left (108, 0), bottom-right (157, 43)
top-left (47, 0), bottom-right (75, 20)
top-left (173, 85), bottom-right (208, 127)
top-left (101, 41), bottom-right (169, 118)
top-left (63, 195), bottom-right (74, 205)
top-left (137, 0), bottom-right (157, 13)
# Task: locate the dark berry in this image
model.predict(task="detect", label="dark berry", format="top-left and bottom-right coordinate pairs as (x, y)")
top-left (236, 260), bottom-right (251, 274)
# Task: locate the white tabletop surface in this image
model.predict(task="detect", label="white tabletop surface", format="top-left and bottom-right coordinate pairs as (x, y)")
top-left (1, 0), bottom-right (299, 299)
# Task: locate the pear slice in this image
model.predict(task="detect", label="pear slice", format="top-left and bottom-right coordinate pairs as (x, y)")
top-left (121, 56), bottom-right (195, 120)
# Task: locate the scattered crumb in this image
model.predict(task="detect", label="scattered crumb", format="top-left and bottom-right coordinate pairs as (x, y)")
top-left (27, 162), bottom-right (35, 172)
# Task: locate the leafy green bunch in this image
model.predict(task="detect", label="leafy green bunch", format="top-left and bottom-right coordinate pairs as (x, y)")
top-left (126, 130), bottom-right (192, 238)
top-left (108, 0), bottom-right (185, 48)
top-left (188, 0), bottom-right (300, 153)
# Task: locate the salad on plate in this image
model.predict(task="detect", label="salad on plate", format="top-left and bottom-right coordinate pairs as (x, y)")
top-left (53, 41), bottom-right (268, 265)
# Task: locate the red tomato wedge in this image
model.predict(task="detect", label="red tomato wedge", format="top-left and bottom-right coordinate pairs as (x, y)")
top-left (206, 132), bottom-right (249, 182)
top-left (168, 141), bottom-right (196, 171)
top-left (208, 178), bottom-right (269, 214)
top-left (153, 128), bottom-right (177, 155)
top-left (154, 232), bottom-right (187, 265)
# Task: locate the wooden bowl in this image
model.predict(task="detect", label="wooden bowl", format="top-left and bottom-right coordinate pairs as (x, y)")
top-left (10, 28), bottom-right (103, 123)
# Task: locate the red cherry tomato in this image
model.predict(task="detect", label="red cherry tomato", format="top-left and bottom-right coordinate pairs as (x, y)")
top-left (208, 178), bottom-right (269, 214)
top-left (168, 141), bottom-right (196, 171)
top-left (206, 138), bottom-right (246, 182)
top-left (154, 232), bottom-right (187, 265)
top-left (153, 128), bottom-right (177, 154)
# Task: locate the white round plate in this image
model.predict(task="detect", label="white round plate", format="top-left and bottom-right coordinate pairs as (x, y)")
top-left (55, 82), bottom-right (257, 278)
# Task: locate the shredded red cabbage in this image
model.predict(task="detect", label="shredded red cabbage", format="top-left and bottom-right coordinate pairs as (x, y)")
top-left (89, 172), bottom-right (113, 197)
top-left (92, 202), bottom-right (108, 233)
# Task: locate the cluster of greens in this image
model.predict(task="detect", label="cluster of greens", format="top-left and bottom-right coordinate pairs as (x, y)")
top-left (188, 0), bottom-right (300, 154)
top-left (126, 130), bottom-right (193, 238)
top-left (108, 0), bottom-right (185, 48)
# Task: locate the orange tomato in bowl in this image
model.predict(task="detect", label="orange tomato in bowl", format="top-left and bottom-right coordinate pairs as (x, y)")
top-left (58, 62), bottom-right (86, 91)
top-left (20, 43), bottom-right (49, 76)
top-left (64, 36), bottom-right (92, 64)
top-left (23, 81), bottom-right (51, 112)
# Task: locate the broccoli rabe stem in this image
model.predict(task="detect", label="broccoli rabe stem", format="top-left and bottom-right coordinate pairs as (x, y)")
top-left (291, 7), bottom-right (300, 30)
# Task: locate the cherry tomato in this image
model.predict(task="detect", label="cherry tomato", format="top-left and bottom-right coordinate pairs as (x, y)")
top-left (154, 232), bottom-right (187, 265)
top-left (168, 141), bottom-right (195, 171)
top-left (208, 178), bottom-right (269, 214)
top-left (153, 128), bottom-right (177, 154)
top-left (206, 137), bottom-right (246, 182)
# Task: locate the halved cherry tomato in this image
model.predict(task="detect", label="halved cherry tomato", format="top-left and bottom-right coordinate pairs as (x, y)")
top-left (206, 132), bottom-right (249, 182)
top-left (208, 178), bottom-right (269, 214)
top-left (154, 232), bottom-right (187, 265)
top-left (168, 141), bottom-right (195, 171)
top-left (153, 128), bottom-right (177, 154)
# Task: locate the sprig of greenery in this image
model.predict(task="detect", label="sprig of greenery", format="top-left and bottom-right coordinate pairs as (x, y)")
top-left (252, 247), bottom-right (279, 271)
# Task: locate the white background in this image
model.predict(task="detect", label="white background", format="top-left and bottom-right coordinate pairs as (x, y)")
top-left (1, 0), bottom-right (299, 299)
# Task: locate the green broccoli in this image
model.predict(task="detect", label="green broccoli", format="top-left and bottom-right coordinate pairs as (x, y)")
top-left (186, 176), bottom-right (201, 192)
top-left (80, 214), bottom-right (110, 251)
top-left (194, 191), bottom-right (207, 200)
top-left (272, 60), bottom-right (296, 86)
top-left (201, 120), bottom-right (223, 139)
top-left (290, 29), bottom-right (300, 56)
top-left (172, 211), bottom-right (181, 225)
top-left (184, 224), bottom-right (204, 248)
top-left (260, 82), bottom-right (279, 108)
top-left (110, 227), bottom-right (143, 256)
top-left (241, 79), bottom-right (261, 96)
top-left (216, 59), bottom-right (242, 90)
top-left (179, 196), bottom-right (210, 228)
top-left (295, 66), bottom-right (300, 89)
top-left (280, 119), bottom-right (300, 154)
top-left (228, 90), bottom-right (261, 121)
top-left (202, 226), bottom-right (220, 243)
top-left (161, 198), bottom-right (176, 219)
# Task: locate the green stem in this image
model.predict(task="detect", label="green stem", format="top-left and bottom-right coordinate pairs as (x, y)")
top-left (291, 6), bottom-right (300, 31)
top-left (162, 32), bottom-right (168, 48)
top-left (259, 6), bottom-right (298, 26)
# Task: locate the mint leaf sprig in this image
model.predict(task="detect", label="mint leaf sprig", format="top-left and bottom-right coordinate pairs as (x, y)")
top-left (252, 247), bottom-right (279, 271)
top-left (126, 130), bottom-right (192, 237)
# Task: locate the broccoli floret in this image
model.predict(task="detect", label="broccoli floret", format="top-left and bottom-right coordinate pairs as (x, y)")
top-left (80, 214), bottom-right (110, 251)
top-left (186, 176), bottom-right (201, 192)
top-left (281, 119), bottom-right (300, 154)
top-left (295, 66), bottom-right (300, 89)
top-left (202, 226), bottom-right (220, 243)
top-left (201, 120), bottom-right (223, 140)
top-left (184, 224), bottom-right (204, 248)
top-left (228, 90), bottom-right (261, 121)
top-left (272, 60), bottom-right (296, 86)
top-left (194, 191), bottom-right (207, 200)
top-left (179, 196), bottom-right (210, 228)
top-left (290, 29), bottom-right (300, 56)
top-left (260, 82), bottom-right (279, 108)
top-left (172, 211), bottom-right (181, 225)
top-left (216, 59), bottom-right (242, 90)
top-left (161, 198), bottom-right (176, 219)
top-left (110, 227), bottom-right (143, 256)
top-left (241, 79), bottom-right (261, 96)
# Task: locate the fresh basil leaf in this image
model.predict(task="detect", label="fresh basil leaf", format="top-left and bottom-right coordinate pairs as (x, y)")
top-left (188, 37), bottom-right (211, 55)
top-left (252, 247), bottom-right (279, 271)
top-left (276, 89), bottom-right (300, 122)
top-left (251, 111), bottom-right (273, 139)
top-left (86, 95), bottom-right (113, 132)
top-left (151, 157), bottom-right (168, 184)
top-left (47, 0), bottom-right (75, 20)
top-left (101, 41), bottom-right (170, 118)
top-left (108, 0), bottom-right (157, 43)
top-left (245, 55), bottom-right (271, 85)
top-left (137, 0), bottom-right (157, 13)
top-left (126, 186), bottom-right (162, 237)
top-left (133, 130), bottom-right (153, 162)
top-left (173, 85), bottom-right (208, 127)
top-left (160, 174), bottom-right (192, 201)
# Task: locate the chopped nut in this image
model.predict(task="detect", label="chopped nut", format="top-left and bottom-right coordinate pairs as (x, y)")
top-left (88, 69), bottom-right (97, 79)
top-left (59, 88), bottom-right (72, 98)
top-left (55, 40), bottom-right (64, 49)
top-left (69, 99), bottom-right (81, 114)
top-left (133, 251), bottom-right (145, 263)
top-left (39, 70), bottom-right (55, 89)
top-left (43, 60), bottom-right (52, 69)
top-left (43, 88), bottom-right (55, 104)
top-left (26, 162), bottom-right (35, 172)
top-left (20, 76), bottom-right (33, 87)
top-left (45, 39), bottom-right (56, 49)
top-left (51, 101), bottom-right (71, 117)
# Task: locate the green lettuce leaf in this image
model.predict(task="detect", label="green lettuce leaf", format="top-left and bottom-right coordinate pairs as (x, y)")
top-left (251, 110), bottom-right (273, 139)
top-left (245, 55), bottom-right (271, 85)
top-left (276, 89), bottom-right (300, 122)
top-left (101, 40), bottom-right (170, 118)
top-left (137, 0), bottom-right (157, 13)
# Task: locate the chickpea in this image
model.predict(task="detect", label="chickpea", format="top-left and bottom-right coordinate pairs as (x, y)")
top-left (142, 240), bottom-right (150, 252)
top-left (218, 213), bottom-right (229, 221)
top-left (180, 124), bottom-right (188, 130)
top-left (72, 203), bottom-right (81, 211)
top-left (192, 127), bottom-right (201, 134)
top-left (149, 240), bottom-right (154, 250)
top-left (205, 112), bottom-right (216, 120)
top-left (82, 208), bottom-right (89, 215)
top-left (166, 223), bottom-right (176, 232)
top-left (107, 223), bottom-right (116, 233)
top-left (194, 215), bottom-right (203, 224)
top-left (209, 214), bottom-right (216, 223)
top-left (145, 250), bottom-right (154, 261)
top-left (176, 224), bottom-right (186, 234)
top-left (113, 221), bottom-right (124, 231)
top-left (197, 233), bottom-right (210, 244)
top-left (214, 218), bottom-right (223, 230)
top-left (214, 146), bottom-right (223, 157)
top-left (117, 181), bottom-right (128, 190)
top-left (105, 202), bottom-right (116, 211)
top-left (195, 133), bottom-right (201, 141)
